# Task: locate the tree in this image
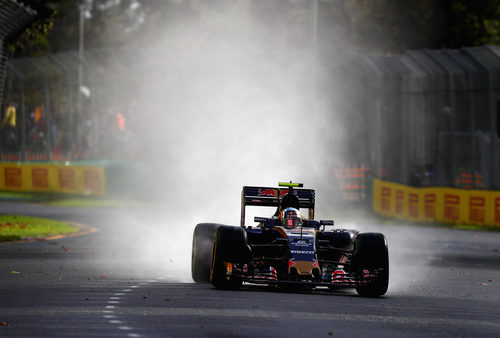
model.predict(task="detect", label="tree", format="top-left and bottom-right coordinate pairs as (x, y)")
top-left (445, 0), bottom-right (500, 48)
top-left (323, 0), bottom-right (500, 52)
top-left (9, 0), bottom-right (67, 57)
top-left (10, 0), bottom-right (500, 57)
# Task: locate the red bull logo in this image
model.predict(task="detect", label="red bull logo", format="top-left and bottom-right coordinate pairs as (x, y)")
top-left (258, 189), bottom-right (290, 198)
top-left (258, 188), bottom-right (278, 197)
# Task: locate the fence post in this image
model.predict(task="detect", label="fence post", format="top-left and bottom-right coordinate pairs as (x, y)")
top-left (485, 46), bottom-right (497, 189)
top-left (48, 54), bottom-right (73, 160)
top-left (6, 63), bottom-right (25, 160)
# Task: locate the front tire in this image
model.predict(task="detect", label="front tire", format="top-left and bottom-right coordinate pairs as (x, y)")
top-left (210, 226), bottom-right (251, 290)
top-left (191, 223), bottom-right (221, 283)
top-left (351, 232), bottom-right (389, 297)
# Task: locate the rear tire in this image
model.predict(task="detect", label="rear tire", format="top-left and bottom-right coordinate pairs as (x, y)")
top-left (210, 226), bottom-right (251, 290)
top-left (352, 233), bottom-right (389, 297)
top-left (191, 223), bottom-right (221, 283)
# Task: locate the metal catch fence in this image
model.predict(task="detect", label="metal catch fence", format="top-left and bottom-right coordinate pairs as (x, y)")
top-left (1, 48), bottom-right (141, 161)
top-left (346, 46), bottom-right (500, 190)
top-left (1, 24), bottom-right (500, 194)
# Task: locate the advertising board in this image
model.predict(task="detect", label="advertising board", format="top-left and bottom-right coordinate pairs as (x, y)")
top-left (0, 163), bottom-right (105, 195)
top-left (373, 179), bottom-right (500, 227)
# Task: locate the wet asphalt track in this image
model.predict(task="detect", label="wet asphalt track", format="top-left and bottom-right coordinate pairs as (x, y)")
top-left (1, 201), bottom-right (500, 337)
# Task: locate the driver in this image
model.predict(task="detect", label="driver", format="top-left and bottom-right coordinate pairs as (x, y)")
top-left (280, 207), bottom-right (302, 229)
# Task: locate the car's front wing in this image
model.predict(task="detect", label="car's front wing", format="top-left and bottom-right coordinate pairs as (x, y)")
top-left (233, 267), bottom-right (381, 288)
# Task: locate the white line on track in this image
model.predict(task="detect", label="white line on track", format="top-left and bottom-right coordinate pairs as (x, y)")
top-left (101, 279), bottom-right (161, 338)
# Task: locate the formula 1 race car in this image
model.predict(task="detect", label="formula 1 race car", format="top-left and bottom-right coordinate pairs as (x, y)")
top-left (191, 182), bottom-right (389, 297)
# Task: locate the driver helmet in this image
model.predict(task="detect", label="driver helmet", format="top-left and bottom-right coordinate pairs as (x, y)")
top-left (280, 207), bottom-right (302, 229)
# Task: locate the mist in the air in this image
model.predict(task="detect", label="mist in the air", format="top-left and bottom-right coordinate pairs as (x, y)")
top-left (93, 1), bottom-right (422, 291)
top-left (94, 1), bottom-right (348, 280)
top-left (136, 4), bottom-right (343, 210)
top-left (126, 3), bottom-right (348, 216)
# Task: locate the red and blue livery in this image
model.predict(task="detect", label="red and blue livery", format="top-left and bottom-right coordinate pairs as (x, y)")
top-left (191, 182), bottom-right (389, 297)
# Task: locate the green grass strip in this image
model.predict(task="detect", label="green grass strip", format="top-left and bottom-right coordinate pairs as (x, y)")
top-left (43, 198), bottom-right (142, 208)
top-left (0, 215), bottom-right (79, 242)
top-left (0, 191), bottom-right (142, 208)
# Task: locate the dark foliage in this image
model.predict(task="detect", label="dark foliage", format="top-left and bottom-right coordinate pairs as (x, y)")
top-left (9, 0), bottom-right (500, 57)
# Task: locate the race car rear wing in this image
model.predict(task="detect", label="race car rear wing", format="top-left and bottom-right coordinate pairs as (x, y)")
top-left (241, 185), bottom-right (315, 226)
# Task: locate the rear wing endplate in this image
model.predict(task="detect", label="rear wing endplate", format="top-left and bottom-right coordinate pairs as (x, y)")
top-left (241, 186), bottom-right (315, 226)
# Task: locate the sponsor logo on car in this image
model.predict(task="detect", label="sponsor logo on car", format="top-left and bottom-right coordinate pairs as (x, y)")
top-left (258, 188), bottom-right (294, 198)
top-left (294, 240), bottom-right (311, 247)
